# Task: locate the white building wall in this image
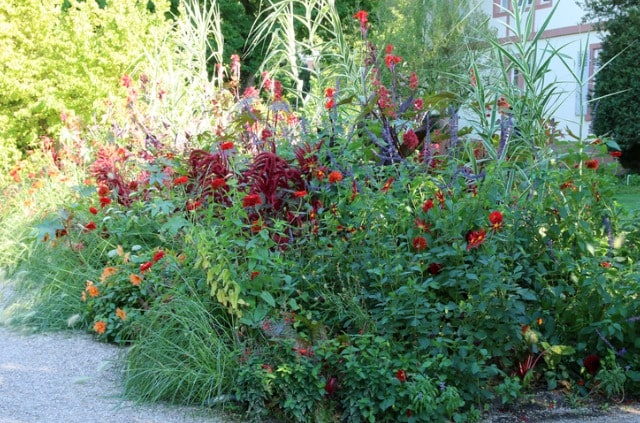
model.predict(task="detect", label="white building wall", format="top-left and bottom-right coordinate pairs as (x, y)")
top-left (478, 0), bottom-right (602, 138)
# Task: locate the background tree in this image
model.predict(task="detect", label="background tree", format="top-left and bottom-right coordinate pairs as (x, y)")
top-left (371, 0), bottom-right (492, 94)
top-left (582, 0), bottom-right (640, 170)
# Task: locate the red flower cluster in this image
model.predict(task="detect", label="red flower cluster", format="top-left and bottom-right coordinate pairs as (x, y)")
top-left (325, 87), bottom-right (336, 110)
top-left (466, 229), bottom-right (486, 250)
top-left (243, 194), bottom-right (262, 208)
top-left (402, 130), bottom-right (419, 151)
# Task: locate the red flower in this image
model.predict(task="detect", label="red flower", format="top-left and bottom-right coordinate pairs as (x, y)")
top-left (325, 376), bottom-right (337, 396)
top-left (186, 200), bottom-right (202, 211)
top-left (211, 178), bottom-right (227, 190)
top-left (324, 87), bottom-right (335, 98)
top-left (610, 150), bottom-right (622, 158)
top-left (414, 99), bottom-right (424, 111)
top-left (415, 218), bottom-right (430, 232)
top-left (402, 130), bottom-right (419, 150)
top-left (89, 206), bottom-right (98, 215)
top-left (99, 197), bottom-right (112, 208)
top-left (489, 211), bottom-right (503, 231)
top-left (466, 229), bottom-right (486, 250)
top-left (97, 185), bottom-right (110, 197)
top-left (261, 129), bottom-right (273, 140)
top-left (325, 98), bottom-right (335, 110)
top-left (436, 190), bottom-right (445, 208)
top-left (243, 194), bottom-right (262, 208)
top-left (353, 10), bottom-right (368, 26)
top-left (173, 175), bottom-right (188, 186)
top-left (396, 369), bottom-right (407, 383)
top-left (250, 271), bottom-right (260, 280)
top-left (412, 236), bottom-right (427, 251)
top-left (84, 221), bottom-right (97, 231)
top-left (293, 190), bottom-right (307, 198)
top-left (422, 199), bottom-right (434, 212)
top-left (381, 177), bottom-right (394, 193)
top-left (329, 171), bottom-right (343, 183)
top-left (140, 261), bottom-right (153, 273)
top-left (600, 261), bottom-right (612, 268)
top-left (428, 262), bottom-right (444, 275)
top-left (583, 354), bottom-right (601, 375)
top-left (220, 142), bottom-right (234, 151)
top-left (152, 250), bottom-right (165, 262)
top-left (585, 159), bottom-right (599, 170)
top-left (385, 54), bottom-right (402, 69)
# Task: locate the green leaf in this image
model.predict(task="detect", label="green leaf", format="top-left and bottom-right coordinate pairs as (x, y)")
top-left (260, 291), bottom-right (276, 308)
top-left (160, 216), bottom-right (190, 236)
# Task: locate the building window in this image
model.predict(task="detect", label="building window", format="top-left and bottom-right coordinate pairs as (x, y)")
top-left (585, 44), bottom-right (602, 121)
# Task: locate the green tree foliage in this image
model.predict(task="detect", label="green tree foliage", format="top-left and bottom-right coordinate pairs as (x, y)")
top-left (371, 0), bottom-right (492, 94)
top-left (0, 0), bottom-right (172, 157)
top-left (586, 2), bottom-right (640, 170)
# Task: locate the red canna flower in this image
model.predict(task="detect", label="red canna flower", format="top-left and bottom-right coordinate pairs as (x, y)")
top-left (489, 211), bottom-right (503, 231)
top-left (409, 72), bottom-right (419, 91)
top-left (329, 171), bottom-right (343, 183)
top-left (243, 194), bottom-right (262, 208)
top-left (583, 354), bottom-right (601, 375)
top-left (221, 142), bottom-right (234, 151)
top-left (381, 177), bottom-right (394, 193)
top-left (422, 199), bottom-right (434, 212)
top-left (211, 178), bottom-right (227, 190)
top-left (173, 175), bottom-right (188, 186)
top-left (84, 221), bottom-right (97, 232)
top-left (152, 250), bottom-right (165, 262)
top-left (353, 10), bottom-right (368, 26)
top-left (585, 159), bottom-right (599, 170)
top-left (412, 236), bottom-right (427, 251)
top-left (89, 206), bottom-right (98, 215)
top-left (325, 98), bottom-right (335, 110)
top-left (396, 369), bottom-right (407, 383)
top-left (99, 197), bottom-right (112, 208)
top-left (385, 54), bottom-right (402, 70)
top-left (466, 229), bottom-right (486, 250)
top-left (140, 261), bottom-right (153, 273)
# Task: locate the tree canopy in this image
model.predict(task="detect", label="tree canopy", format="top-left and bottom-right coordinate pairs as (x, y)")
top-left (586, 1), bottom-right (640, 170)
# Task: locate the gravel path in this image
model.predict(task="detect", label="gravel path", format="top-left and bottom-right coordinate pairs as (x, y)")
top-left (2, 278), bottom-right (640, 423)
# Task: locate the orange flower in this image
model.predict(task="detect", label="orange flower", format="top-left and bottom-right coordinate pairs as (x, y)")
top-left (381, 177), bottom-right (394, 193)
top-left (81, 291), bottom-right (87, 302)
top-left (100, 267), bottom-right (119, 283)
top-left (129, 273), bottom-right (143, 286)
top-left (86, 281), bottom-right (99, 298)
top-left (116, 308), bottom-right (127, 321)
top-left (93, 320), bottom-right (107, 335)
top-left (328, 171), bottom-right (343, 183)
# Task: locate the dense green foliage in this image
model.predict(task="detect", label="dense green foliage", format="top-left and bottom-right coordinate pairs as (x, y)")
top-left (590, 7), bottom-right (640, 170)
